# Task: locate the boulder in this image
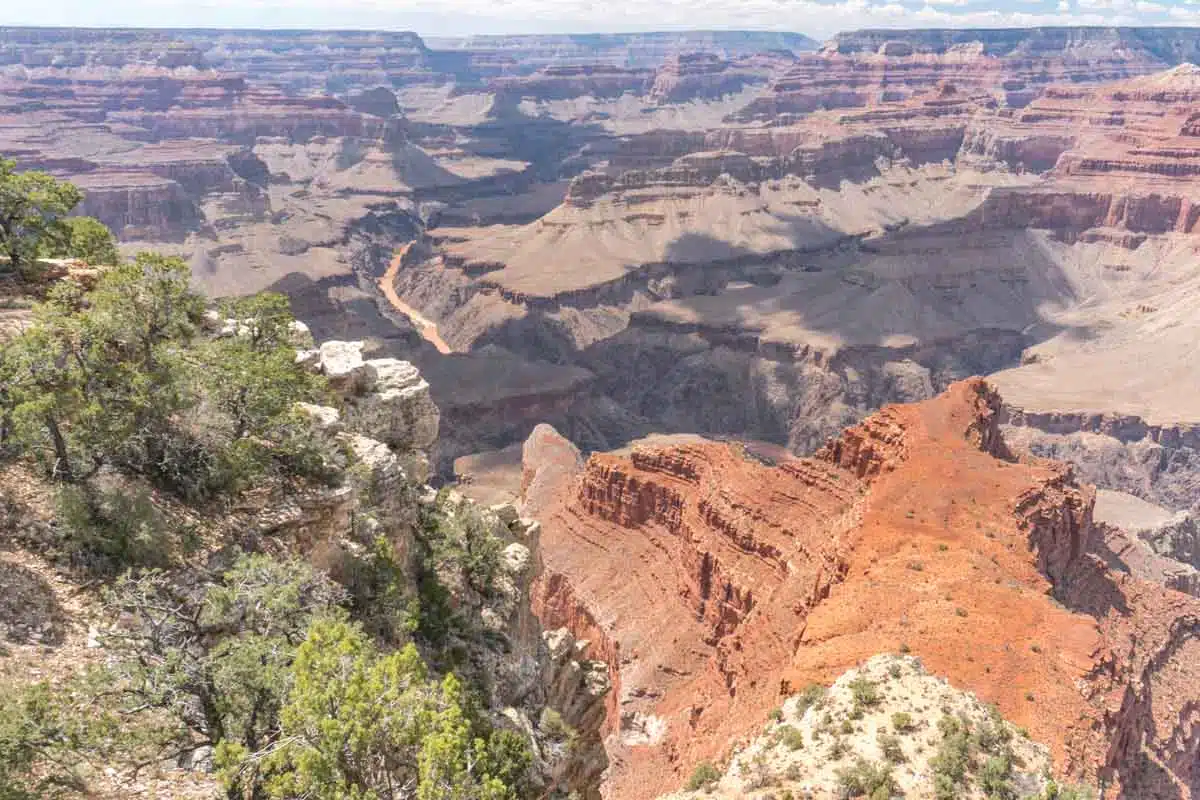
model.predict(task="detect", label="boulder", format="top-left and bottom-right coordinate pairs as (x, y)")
top-left (318, 340), bottom-right (375, 396)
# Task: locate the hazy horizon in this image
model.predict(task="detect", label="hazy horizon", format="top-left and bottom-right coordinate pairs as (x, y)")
top-left (3, 0), bottom-right (1200, 41)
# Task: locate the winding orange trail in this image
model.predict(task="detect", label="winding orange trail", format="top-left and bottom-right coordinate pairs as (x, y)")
top-left (380, 244), bottom-right (452, 355)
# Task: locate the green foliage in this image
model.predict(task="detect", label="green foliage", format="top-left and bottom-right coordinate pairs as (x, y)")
top-left (931, 714), bottom-right (972, 799)
top-left (834, 758), bottom-right (896, 800)
top-left (39, 216), bottom-right (119, 266)
top-left (101, 553), bottom-right (345, 769)
top-left (877, 732), bottom-right (905, 763)
top-left (1041, 781), bottom-right (1096, 800)
top-left (257, 619), bottom-right (529, 800)
top-left (979, 754), bottom-right (1016, 800)
top-left (891, 712), bottom-right (913, 733)
top-left (54, 482), bottom-right (176, 571)
top-left (0, 159), bottom-right (83, 279)
top-left (849, 675), bottom-right (881, 711)
top-left (0, 681), bottom-right (88, 799)
top-left (686, 761), bottom-right (721, 791)
top-left (773, 724), bottom-right (804, 751)
top-left (344, 535), bottom-right (421, 643)
top-left (539, 708), bottom-right (576, 746)
top-left (794, 683), bottom-right (827, 717)
top-left (421, 500), bottom-right (505, 596)
top-left (0, 255), bottom-right (332, 512)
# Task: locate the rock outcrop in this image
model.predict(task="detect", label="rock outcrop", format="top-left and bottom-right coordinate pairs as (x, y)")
top-left (266, 338), bottom-right (611, 798)
top-left (659, 654), bottom-right (1055, 800)
top-left (521, 380), bottom-right (1200, 799)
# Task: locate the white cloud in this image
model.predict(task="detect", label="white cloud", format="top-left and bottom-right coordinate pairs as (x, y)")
top-left (0, 0), bottom-right (1190, 39)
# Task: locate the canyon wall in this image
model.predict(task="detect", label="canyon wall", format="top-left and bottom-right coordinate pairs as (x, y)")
top-left (522, 381), bottom-right (1200, 799)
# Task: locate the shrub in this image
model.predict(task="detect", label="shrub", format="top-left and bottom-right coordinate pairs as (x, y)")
top-left (0, 256), bottom-right (333, 504)
top-left (775, 724), bottom-right (804, 751)
top-left (877, 732), bottom-right (905, 763)
top-left (835, 758), bottom-right (897, 800)
top-left (54, 483), bottom-right (173, 571)
top-left (1042, 782), bottom-right (1096, 800)
top-left (686, 761), bottom-right (721, 791)
top-left (979, 754), bottom-right (1016, 800)
top-left (259, 619), bottom-right (531, 800)
top-left (421, 499), bottom-right (505, 596)
top-left (794, 682), bottom-right (827, 716)
top-left (102, 553), bottom-right (346, 777)
top-left (931, 714), bottom-right (973, 799)
top-left (828, 737), bottom-right (849, 760)
top-left (849, 675), bottom-right (881, 710)
top-left (539, 707), bottom-right (576, 744)
top-left (891, 712), bottom-right (913, 733)
top-left (743, 750), bottom-right (777, 790)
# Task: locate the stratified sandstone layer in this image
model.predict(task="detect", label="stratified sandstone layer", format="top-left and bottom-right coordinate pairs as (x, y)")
top-left (523, 381), bottom-right (1200, 800)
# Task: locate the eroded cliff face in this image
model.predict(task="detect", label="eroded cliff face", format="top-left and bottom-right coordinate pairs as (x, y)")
top-left (375, 47), bottom-right (1200, 489)
top-left (236, 332), bottom-right (612, 798)
top-left (521, 381), bottom-right (1200, 799)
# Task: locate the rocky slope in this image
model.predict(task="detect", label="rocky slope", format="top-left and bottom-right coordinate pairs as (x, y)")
top-left (659, 654), bottom-right (1055, 800)
top-left (0, 317), bottom-right (612, 797)
top-left (520, 380), bottom-right (1200, 799)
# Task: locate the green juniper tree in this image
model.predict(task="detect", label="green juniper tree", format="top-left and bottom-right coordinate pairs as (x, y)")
top-left (0, 159), bottom-right (84, 279)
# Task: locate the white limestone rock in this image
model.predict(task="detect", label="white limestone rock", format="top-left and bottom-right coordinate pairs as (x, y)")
top-left (354, 358), bottom-right (440, 451)
top-left (293, 402), bottom-right (343, 433)
top-left (318, 340), bottom-right (375, 396)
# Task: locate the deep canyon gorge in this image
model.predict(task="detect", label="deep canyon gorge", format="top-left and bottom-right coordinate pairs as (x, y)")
top-left (1, 22), bottom-right (1199, 799)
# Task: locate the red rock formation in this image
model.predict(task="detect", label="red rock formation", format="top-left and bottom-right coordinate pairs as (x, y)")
top-left (523, 381), bottom-right (1200, 799)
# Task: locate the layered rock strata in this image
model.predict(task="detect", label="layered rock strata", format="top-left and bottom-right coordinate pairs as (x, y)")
top-left (522, 381), bottom-right (1200, 799)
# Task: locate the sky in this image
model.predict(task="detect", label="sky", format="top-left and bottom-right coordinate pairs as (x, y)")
top-left (3, 0), bottom-right (1200, 40)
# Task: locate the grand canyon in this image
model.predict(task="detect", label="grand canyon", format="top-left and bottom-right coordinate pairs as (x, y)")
top-left (1, 20), bottom-right (1199, 800)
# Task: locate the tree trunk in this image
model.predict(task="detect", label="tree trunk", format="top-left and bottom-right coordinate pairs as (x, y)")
top-left (45, 413), bottom-right (73, 481)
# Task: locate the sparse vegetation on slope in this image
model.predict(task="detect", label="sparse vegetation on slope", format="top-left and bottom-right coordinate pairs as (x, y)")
top-left (661, 655), bottom-right (1061, 800)
top-left (0, 178), bottom-right (550, 799)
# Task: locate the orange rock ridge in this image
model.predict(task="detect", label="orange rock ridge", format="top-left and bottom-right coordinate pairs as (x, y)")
top-left (523, 380), bottom-right (1200, 799)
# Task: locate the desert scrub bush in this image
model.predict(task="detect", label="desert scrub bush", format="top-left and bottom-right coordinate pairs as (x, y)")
top-left (743, 750), bottom-right (778, 790)
top-left (828, 737), bottom-right (849, 760)
top-left (877, 732), bottom-right (905, 763)
top-left (1041, 782), bottom-right (1096, 800)
top-left (54, 482), bottom-right (177, 571)
top-left (979, 753), bottom-right (1017, 800)
top-left (101, 553), bottom-right (347, 785)
top-left (849, 675), bottom-right (881, 711)
top-left (931, 713), bottom-right (977, 800)
top-left (686, 761), bottom-right (721, 791)
top-left (891, 712), bottom-right (913, 732)
top-left (539, 707), bottom-right (577, 748)
top-left (773, 724), bottom-right (804, 751)
top-left (420, 498), bottom-right (505, 596)
top-left (794, 682), bottom-right (827, 716)
top-left (835, 758), bottom-right (897, 800)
